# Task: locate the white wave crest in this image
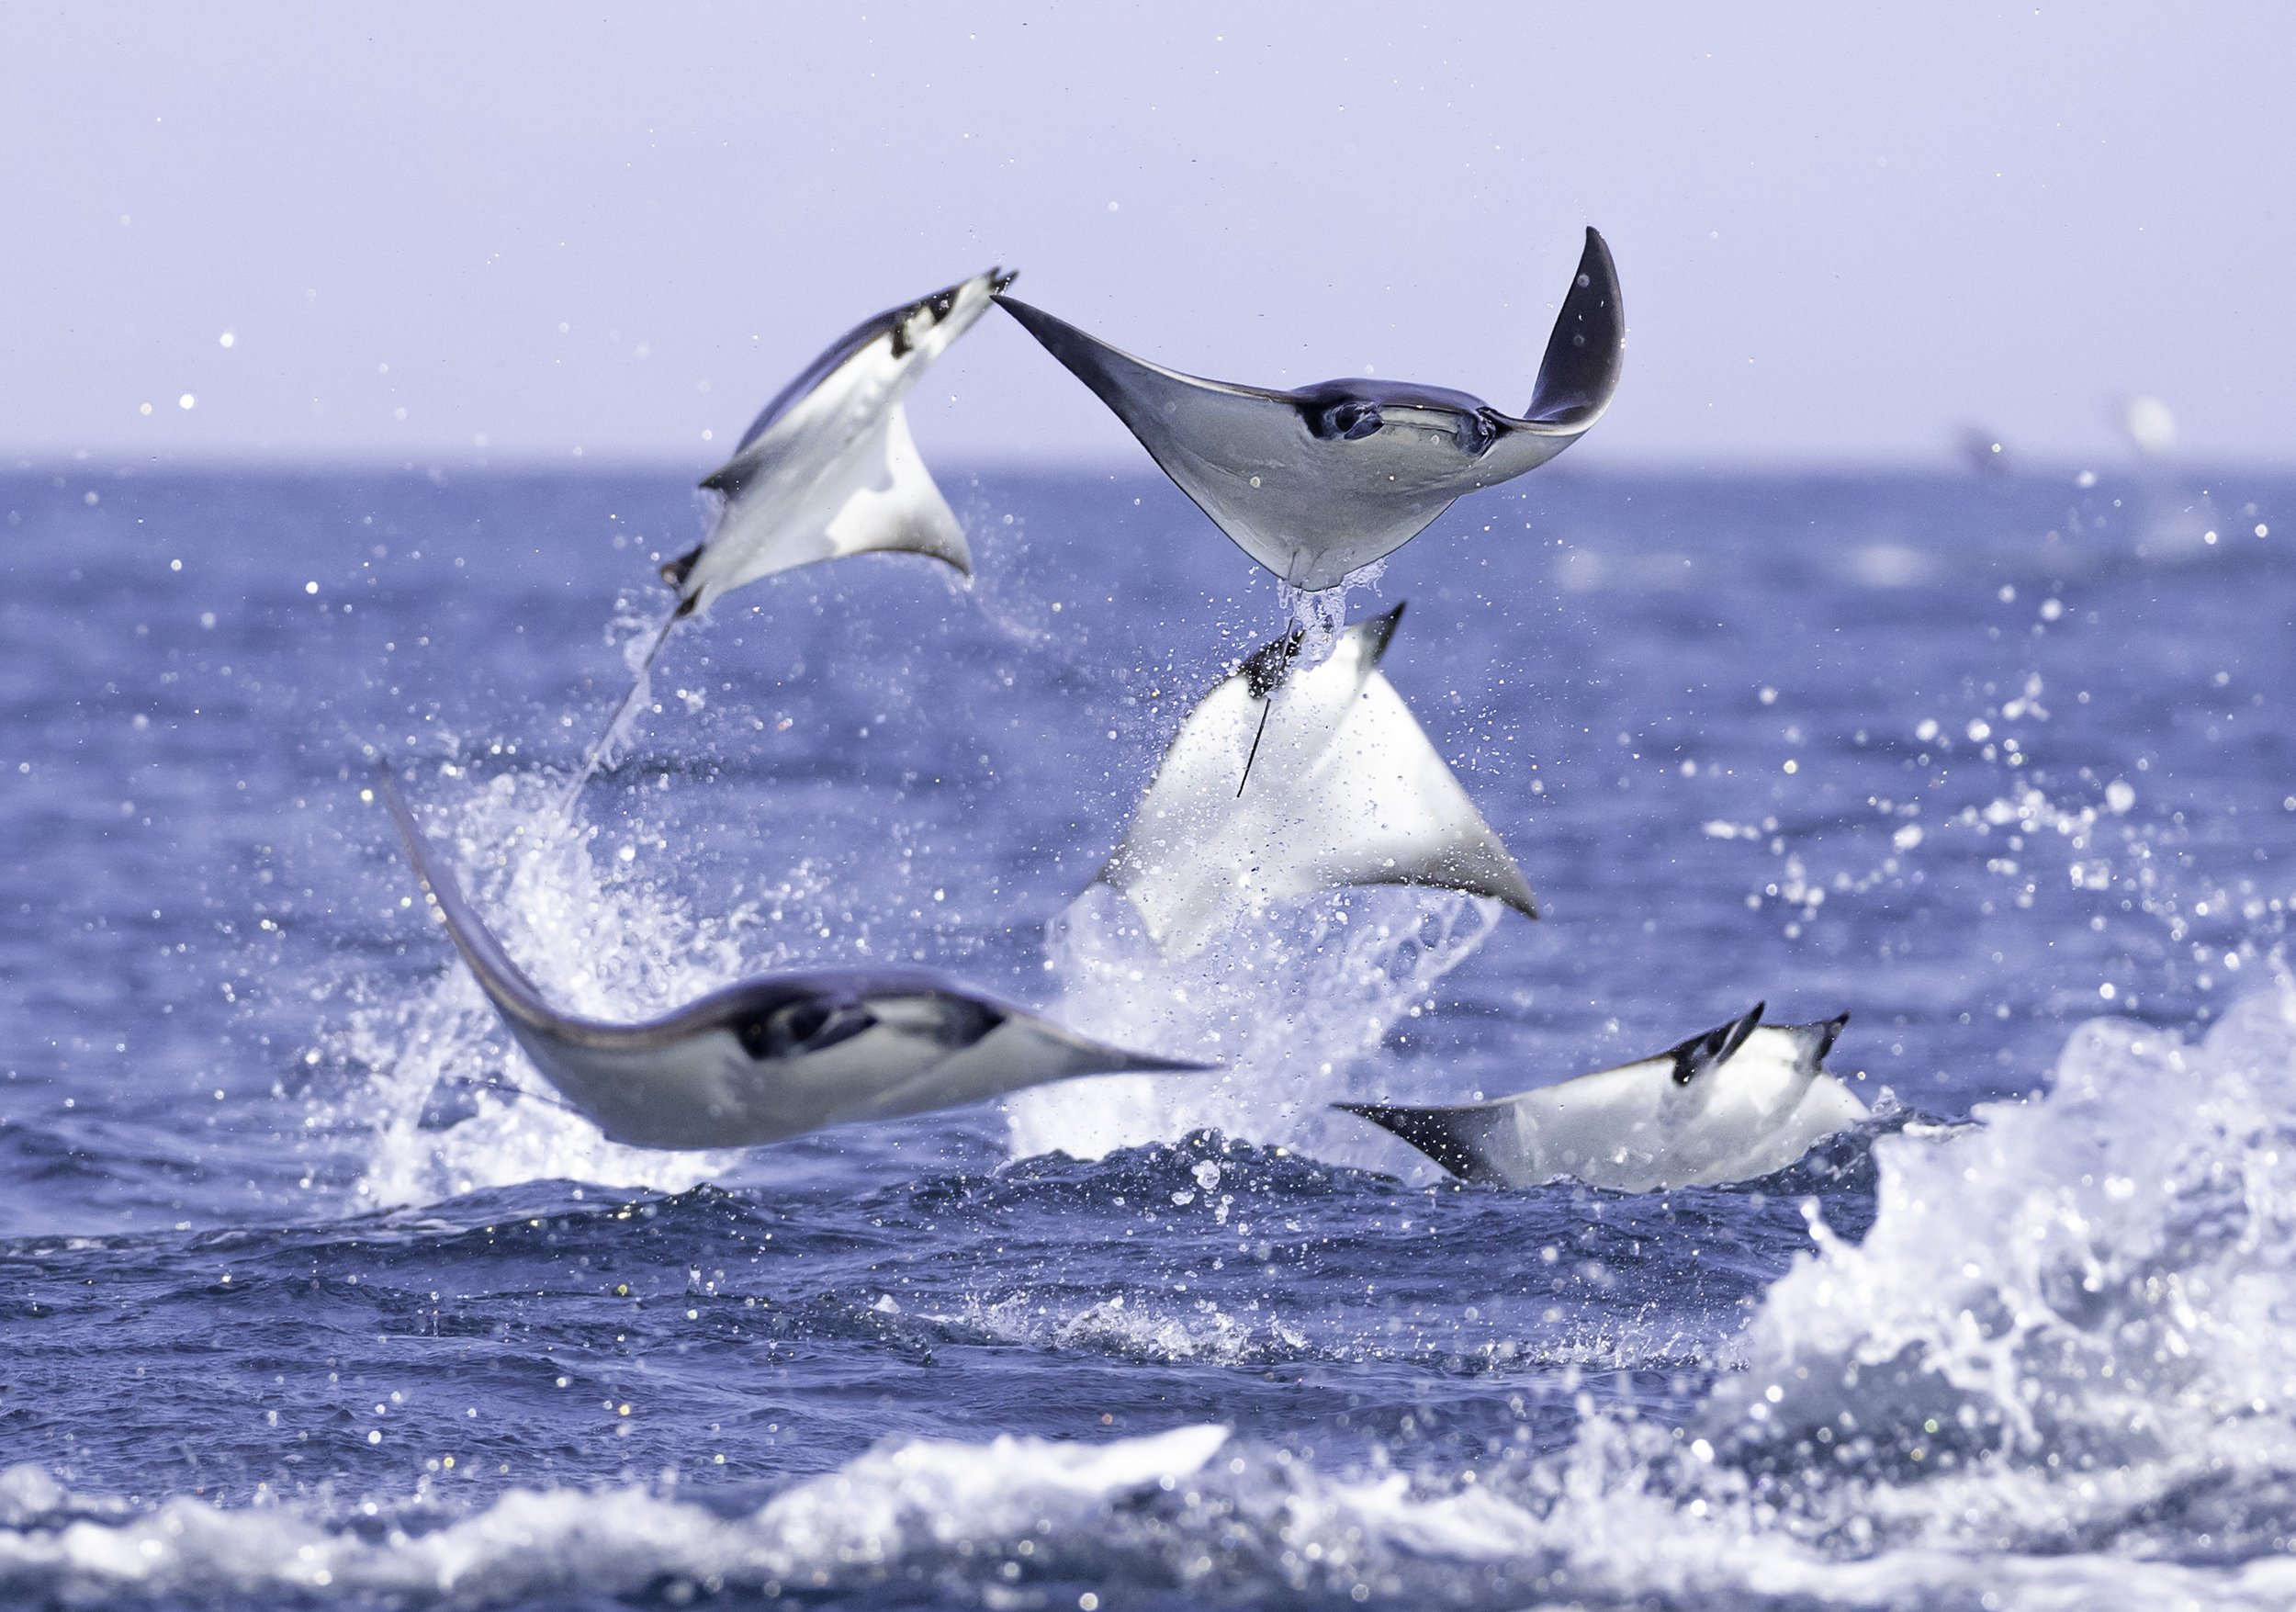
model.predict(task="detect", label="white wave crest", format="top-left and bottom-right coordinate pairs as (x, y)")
top-left (0, 1426), bottom-right (1230, 1606)
top-left (1699, 981), bottom-right (2296, 1559)
top-left (10, 1415), bottom-right (2296, 1610)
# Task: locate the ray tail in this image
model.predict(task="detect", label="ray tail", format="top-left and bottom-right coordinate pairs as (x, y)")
top-left (1235, 697), bottom-right (1274, 798)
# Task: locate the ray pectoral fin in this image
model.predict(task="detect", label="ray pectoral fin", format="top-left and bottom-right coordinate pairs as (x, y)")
top-left (994, 293), bottom-right (1305, 561)
top-left (1339, 675), bottom-right (1538, 919)
top-left (1354, 602), bottom-right (1407, 667)
top-left (994, 294), bottom-right (1195, 426)
top-left (1334, 1101), bottom-right (1504, 1184)
top-left (996, 295), bottom-right (1288, 414)
top-left (1423, 836), bottom-right (1539, 921)
top-left (822, 405), bottom-right (972, 575)
top-left (996, 296), bottom-right (1285, 449)
top-left (859, 1008), bottom-right (1213, 1122)
top-left (1523, 226), bottom-right (1625, 429)
top-left (372, 760), bottom-right (567, 1035)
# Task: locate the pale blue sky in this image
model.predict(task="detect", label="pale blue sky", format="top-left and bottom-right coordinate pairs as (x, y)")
top-left (4, 3), bottom-right (2290, 467)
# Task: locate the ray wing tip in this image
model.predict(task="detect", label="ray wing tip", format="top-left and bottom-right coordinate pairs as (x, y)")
top-left (1354, 600), bottom-right (1408, 663)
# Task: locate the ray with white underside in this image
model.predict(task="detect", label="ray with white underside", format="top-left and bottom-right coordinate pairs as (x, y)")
top-left (374, 761), bottom-right (1206, 1151)
top-left (1338, 1004), bottom-right (1869, 1191)
top-left (996, 229), bottom-right (1621, 591)
top-left (1096, 602), bottom-right (1536, 960)
top-left (568, 266), bottom-right (1011, 793)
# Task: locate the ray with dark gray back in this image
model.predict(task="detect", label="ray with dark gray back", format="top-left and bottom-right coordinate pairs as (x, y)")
top-left (996, 230), bottom-right (1621, 590)
top-left (377, 761), bottom-right (1206, 1150)
top-left (569, 266), bottom-right (1014, 795)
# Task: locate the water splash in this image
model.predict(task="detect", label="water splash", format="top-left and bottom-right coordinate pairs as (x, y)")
top-left (561, 597), bottom-right (681, 799)
top-left (1274, 558), bottom-right (1384, 666)
top-left (1004, 883), bottom-right (1500, 1163)
top-left (37, 992), bottom-right (2296, 1607)
top-left (1692, 980), bottom-right (2296, 1560)
top-left (334, 766), bottom-right (760, 1205)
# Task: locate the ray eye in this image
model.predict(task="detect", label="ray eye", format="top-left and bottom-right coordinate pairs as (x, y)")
top-left (741, 1000), bottom-right (876, 1059)
top-left (781, 1002), bottom-right (831, 1043)
top-left (1315, 400), bottom-right (1381, 441)
top-left (929, 292), bottom-right (956, 321)
top-left (934, 998), bottom-right (1004, 1048)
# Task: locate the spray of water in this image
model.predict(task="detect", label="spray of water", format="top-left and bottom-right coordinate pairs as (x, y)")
top-left (560, 600), bottom-right (682, 806)
top-left (1689, 978), bottom-right (2296, 1557)
top-left (1005, 883), bottom-right (1500, 1163)
top-left (1276, 559), bottom-right (1383, 662)
top-left (335, 766), bottom-right (762, 1204)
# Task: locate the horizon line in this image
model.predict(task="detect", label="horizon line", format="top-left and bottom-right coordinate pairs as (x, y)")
top-left (6, 451), bottom-right (2285, 481)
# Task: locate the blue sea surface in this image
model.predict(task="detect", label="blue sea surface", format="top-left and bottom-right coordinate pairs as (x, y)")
top-left (3, 461), bottom-right (2294, 1608)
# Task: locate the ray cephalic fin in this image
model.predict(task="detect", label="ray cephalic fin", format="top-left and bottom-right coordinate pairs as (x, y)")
top-left (1665, 1002), bottom-right (1765, 1087)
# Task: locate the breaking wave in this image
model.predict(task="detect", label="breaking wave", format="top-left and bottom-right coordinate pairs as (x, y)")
top-left (1698, 980), bottom-right (2296, 1567)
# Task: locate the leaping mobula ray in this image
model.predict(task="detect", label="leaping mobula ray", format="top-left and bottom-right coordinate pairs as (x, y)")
top-left (571, 266), bottom-right (1012, 791)
top-left (1337, 1004), bottom-right (1867, 1191)
top-left (376, 761), bottom-right (1207, 1149)
top-left (1095, 603), bottom-right (1537, 959)
top-left (996, 230), bottom-right (1621, 591)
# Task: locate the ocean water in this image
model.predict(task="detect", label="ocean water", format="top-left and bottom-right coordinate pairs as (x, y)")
top-left (3, 459), bottom-right (2293, 1609)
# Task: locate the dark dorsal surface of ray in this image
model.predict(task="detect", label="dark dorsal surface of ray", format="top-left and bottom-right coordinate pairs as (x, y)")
top-left (994, 230), bottom-right (1622, 588)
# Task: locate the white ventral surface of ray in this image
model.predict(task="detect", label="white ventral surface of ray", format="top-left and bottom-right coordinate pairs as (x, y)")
top-left (1343, 1007), bottom-right (1869, 1191)
top-left (1097, 603), bottom-right (1537, 960)
top-left (569, 268), bottom-right (1014, 795)
top-left (672, 265), bottom-right (1014, 611)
